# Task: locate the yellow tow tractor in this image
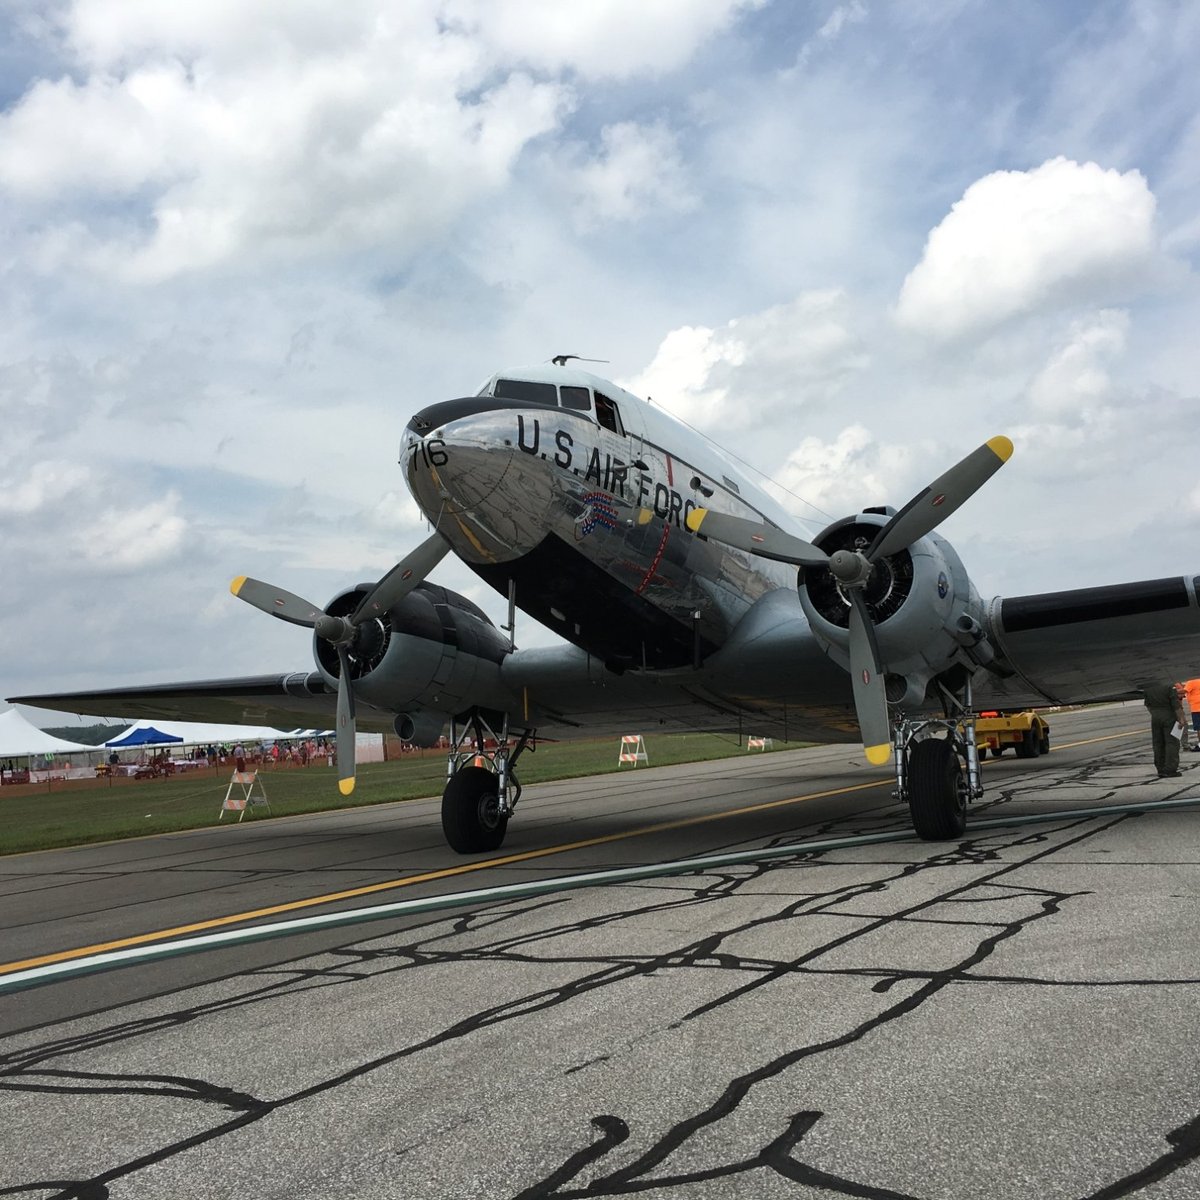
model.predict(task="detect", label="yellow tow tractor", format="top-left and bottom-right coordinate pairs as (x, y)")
top-left (975, 711), bottom-right (1051, 759)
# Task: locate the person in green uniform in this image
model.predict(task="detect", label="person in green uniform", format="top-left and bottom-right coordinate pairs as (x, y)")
top-left (1142, 680), bottom-right (1187, 777)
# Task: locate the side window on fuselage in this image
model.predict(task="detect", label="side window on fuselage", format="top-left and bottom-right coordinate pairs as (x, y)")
top-left (560, 385), bottom-right (591, 411)
top-left (594, 391), bottom-right (625, 436)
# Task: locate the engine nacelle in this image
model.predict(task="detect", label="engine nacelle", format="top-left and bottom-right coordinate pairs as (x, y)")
top-left (798, 512), bottom-right (990, 709)
top-left (312, 581), bottom-right (516, 720)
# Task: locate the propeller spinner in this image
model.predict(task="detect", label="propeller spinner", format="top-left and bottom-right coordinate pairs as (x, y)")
top-left (687, 436), bottom-right (1012, 764)
top-left (230, 531), bottom-right (450, 795)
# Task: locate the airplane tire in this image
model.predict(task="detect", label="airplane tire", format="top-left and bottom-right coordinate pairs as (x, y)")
top-left (442, 765), bottom-right (508, 854)
top-left (908, 738), bottom-right (967, 840)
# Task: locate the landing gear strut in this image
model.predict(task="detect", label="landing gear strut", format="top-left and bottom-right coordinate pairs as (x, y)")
top-left (441, 711), bottom-right (535, 854)
top-left (893, 676), bottom-right (983, 840)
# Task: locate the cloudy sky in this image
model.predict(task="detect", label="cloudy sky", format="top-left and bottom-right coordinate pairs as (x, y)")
top-left (3, 0), bottom-right (1199, 720)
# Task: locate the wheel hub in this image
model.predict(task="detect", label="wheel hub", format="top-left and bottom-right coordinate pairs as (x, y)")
top-left (477, 790), bottom-right (503, 830)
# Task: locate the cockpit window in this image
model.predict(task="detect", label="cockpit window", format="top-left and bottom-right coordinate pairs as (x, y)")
top-left (494, 378), bottom-right (558, 405)
top-left (594, 391), bottom-right (625, 436)
top-left (560, 385), bottom-right (591, 411)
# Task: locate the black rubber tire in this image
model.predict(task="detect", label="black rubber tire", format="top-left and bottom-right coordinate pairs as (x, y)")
top-left (908, 738), bottom-right (967, 840)
top-left (1038, 727), bottom-right (1050, 755)
top-left (1015, 727), bottom-right (1041, 759)
top-left (441, 765), bottom-right (508, 854)
top-left (977, 746), bottom-right (988, 760)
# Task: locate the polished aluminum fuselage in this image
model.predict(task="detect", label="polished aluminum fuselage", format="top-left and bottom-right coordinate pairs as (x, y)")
top-left (403, 376), bottom-right (798, 667)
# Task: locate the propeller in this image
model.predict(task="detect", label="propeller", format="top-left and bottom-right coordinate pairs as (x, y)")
top-left (230, 531), bottom-right (450, 795)
top-left (686, 436), bottom-right (1013, 765)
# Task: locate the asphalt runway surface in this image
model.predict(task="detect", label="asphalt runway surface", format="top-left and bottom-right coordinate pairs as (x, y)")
top-left (3, 704), bottom-right (1200, 1198)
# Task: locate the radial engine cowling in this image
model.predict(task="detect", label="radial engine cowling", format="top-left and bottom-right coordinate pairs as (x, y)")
top-left (312, 581), bottom-right (514, 720)
top-left (798, 513), bottom-right (989, 709)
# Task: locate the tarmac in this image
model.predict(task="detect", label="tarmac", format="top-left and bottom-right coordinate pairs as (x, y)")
top-left (3, 702), bottom-right (1200, 1198)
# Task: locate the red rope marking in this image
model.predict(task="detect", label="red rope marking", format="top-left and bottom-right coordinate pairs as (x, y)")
top-left (635, 521), bottom-right (671, 596)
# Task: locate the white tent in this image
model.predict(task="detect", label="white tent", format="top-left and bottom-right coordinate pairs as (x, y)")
top-left (103, 718), bottom-right (326, 747)
top-left (0, 708), bottom-right (96, 757)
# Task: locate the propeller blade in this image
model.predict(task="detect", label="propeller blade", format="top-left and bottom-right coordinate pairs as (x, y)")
top-left (846, 589), bottom-right (892, 765)
top-left (335, 645), bottom-right (356, 796)
top-left (350, 532), bottom-right (451, 625)
top-left (230, 576), bottom-right (325, 628)
top-left (686, 509), bottom-right (829, 567)
top-left (867, 436), bottom-right (1013, 561)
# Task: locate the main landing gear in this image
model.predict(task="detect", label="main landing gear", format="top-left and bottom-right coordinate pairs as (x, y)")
top-left (893, 677), bottom-right (983, 840)
top-left (441, 711), bottom-right (535, 854)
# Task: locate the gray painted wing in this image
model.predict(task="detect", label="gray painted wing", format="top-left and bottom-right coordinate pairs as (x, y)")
top-left (5, 673), bottom-right (382, 732)
top-left (981, 575), bottom-right (1200, 706)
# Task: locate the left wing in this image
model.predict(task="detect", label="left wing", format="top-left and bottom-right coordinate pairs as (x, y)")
top-left (981, 575), bottom-right (1200, 704)
top-left (6, 672), bottom-right (375, 732)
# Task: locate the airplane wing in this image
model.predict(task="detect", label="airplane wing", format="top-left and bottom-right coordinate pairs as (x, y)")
top-left (11, 575), bottom-right (1200, 744)
top-left (981, 575), bottom-right (1200, 705)
top-left (6, 672), bottom-right (399, 734)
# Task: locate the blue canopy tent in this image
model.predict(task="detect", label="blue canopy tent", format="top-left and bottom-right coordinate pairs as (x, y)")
top-left (104, 726), bottom-right (184, 748)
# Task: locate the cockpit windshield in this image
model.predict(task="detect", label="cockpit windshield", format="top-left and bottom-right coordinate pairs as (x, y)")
top-left (494, 378), bottom-right (558, 405)
top-left (485, 376), bottom-right (635, 435)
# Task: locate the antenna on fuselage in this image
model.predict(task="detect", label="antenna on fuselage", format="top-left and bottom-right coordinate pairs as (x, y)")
top-left (551, 354), bottom-right (609, 367)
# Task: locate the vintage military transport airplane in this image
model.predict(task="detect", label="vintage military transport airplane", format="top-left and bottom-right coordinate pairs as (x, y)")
top-left (12, 360), bottom-right (1200, 852)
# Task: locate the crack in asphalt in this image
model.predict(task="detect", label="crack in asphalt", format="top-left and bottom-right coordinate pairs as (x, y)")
top-left (1, 753), bottom-right (1198, 1198)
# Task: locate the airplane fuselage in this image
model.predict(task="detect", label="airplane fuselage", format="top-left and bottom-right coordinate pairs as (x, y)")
top-left (403, 365), bottom-right (797, 671)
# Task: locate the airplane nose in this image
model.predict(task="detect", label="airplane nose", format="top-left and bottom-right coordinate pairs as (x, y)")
top-left (403, 398), bottom-right (549, 562)
top-left (403, 412), bottom-right (512, 511)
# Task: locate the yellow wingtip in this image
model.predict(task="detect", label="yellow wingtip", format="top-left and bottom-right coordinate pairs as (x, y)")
top-left (339, 777), bottom-right (355, 796)
top-left (865, 744), bottom-right (892, 765)
top-left (685, 508), bottom-right (708, 533)
top-left (230, 575), bottom-right (247, 596)
top-left (987, 435), bottom-right (1014, 463)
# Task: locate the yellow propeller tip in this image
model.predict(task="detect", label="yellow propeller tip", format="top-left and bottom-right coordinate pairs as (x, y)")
top-left (685, 508), bottom-right (708, 533)
top-left (339, 778), bottom-right (356, 796)
top-left (987, 435), bottom-right (1014, 462)
top-left (230, 575), bottom-right (247, 596)
top-left (865, 744), bottom-right (892, 765)
top-left (636, 507), bottom-right (655, 526)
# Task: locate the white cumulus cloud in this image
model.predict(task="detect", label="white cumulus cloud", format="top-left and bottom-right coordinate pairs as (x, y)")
top-left (445, 0), bottom-right (767, 80)
top-left (571, 121), bottom-right (697, 226)
top-left (76, 491), bottom-right (188, 570)
top-left (626, 291), bottom-right (867, 430)
top-left (896, 157), bottom-right (1159, 339)
top-left (766, 426), bottom-right (915, 523)
top-left (1027, 309), bottom-right (1129, 420)
top-left (0, 460), bottom-right (93, 514)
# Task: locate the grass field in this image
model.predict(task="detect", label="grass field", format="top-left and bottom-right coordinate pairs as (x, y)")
top-left (0, 733), bottom-right (808, 856)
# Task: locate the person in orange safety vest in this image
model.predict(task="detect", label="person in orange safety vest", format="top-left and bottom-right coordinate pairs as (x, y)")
top-left (1184, 678), bottom-right (1200, 752)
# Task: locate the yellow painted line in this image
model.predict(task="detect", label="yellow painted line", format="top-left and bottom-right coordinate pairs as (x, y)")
top-left (1071, 730), bottom-right (1140, 744)
top-left (0, 775), bottom-right (885, 977)
top-left (0, 724), bottom-right (1146, 978)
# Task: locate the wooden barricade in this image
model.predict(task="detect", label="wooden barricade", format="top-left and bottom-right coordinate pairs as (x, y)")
top-left (746, 737), bottom-right (773, 751)
top-left (219, 770), bottom-right (270, 821)
top-left (617, 735), bottom-right (648, 767)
